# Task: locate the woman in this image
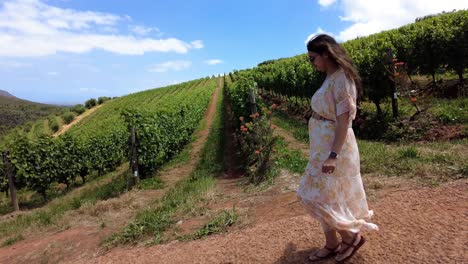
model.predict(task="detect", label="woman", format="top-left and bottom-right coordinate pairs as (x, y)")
top-left (297, 34), bottom-right (378, 263)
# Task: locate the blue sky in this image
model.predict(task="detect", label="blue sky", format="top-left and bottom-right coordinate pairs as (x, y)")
top-left (1, 0), bottom-right (467, 105)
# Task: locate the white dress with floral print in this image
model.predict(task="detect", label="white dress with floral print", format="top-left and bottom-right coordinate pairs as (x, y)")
top-left (297, 69), bottom-right (378, 233)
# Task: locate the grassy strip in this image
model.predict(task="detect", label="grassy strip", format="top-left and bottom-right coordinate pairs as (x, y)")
top-left (178, 209), bottom-right (238, 241)
top-left (272, 109), bottom-right (467, 185)
top-left (0, 165), bottom-right (130, 242)
top-left (137, 177), bottom-right (165, 190)
top-left (427, 97), bottom-right (468, 125)
top-left (274, 137), bottom-right (308, 174)
top-left (360, 97), bottom-right (468, 125)
top-left (358, 140), bottom-right (468, 185)
top-left (1, 234), bottom-right (24, 247)
top-left (272, 111), bottom-right (308, 143)
top-left (105, 84), bottom-right (225, 247)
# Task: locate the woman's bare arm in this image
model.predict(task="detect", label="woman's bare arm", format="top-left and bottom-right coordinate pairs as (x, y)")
top-left (322, 112), bottom-right (349, 173)
top-left (331, 112), bottom-right (350, 154)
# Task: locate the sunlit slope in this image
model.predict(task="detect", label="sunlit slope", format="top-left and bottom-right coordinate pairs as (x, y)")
top-left (66, 77), bottom-right (215, 138)
top-left (0, 95), bottom-right (63, 137)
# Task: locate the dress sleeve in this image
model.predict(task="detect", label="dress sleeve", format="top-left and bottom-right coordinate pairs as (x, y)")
top-left (333, 75), bottom-right (357, 120)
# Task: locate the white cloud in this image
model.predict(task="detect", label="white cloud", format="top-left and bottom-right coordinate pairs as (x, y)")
top-left (47, 71), bottom-right (58, 76)
top-left (0, 0), bottom-right (203, 57)
top-left (304, 27), bottom-right (336, 45)
top-left (204, 59), bottom-right (223, 65)
top-left (318, 0), bottom-right (337, 8)
top-left (147, 60), bottom-right (192, 73)
top-left (131, 25), bottom-right (159, 36)
top-left (190, 40), bottom-right (204, 49)
top-left (316, 0), bottom-right (468, 41)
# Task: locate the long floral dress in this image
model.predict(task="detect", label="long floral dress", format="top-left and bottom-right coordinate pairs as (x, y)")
top-left (297, 69), bottom-right (378, 233)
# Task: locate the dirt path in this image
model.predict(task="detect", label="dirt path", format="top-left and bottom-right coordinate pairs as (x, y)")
top-left (53, 104), bottom-right (103, 137)
top-left (76, 180), bottom-right (467, 264)
top-left (76, 120), bottom-right (467, 264)
top-left (0, 79), bottom-right (222, 264)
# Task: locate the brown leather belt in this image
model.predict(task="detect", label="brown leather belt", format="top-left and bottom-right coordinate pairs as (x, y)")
top-left (311, 111), bottom-right (334, 122)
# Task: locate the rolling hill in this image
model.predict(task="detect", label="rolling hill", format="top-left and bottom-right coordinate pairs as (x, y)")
top-left (0, 90), bottom-right (15, 98)
top-left (0, 90), bottom-right (63, 137)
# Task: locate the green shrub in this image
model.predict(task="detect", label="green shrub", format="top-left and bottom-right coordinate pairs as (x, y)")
top-left (71, 104), bottom-right (86, 115)
top-left (62, 112), bottom-right (76, 124)
top-left (354, 108), bottom-right (392, 140)
top-left (237, 114), bottom-right (277, 183)
top-left (85, 98), bottom-right (97, 109)
top-left (48, 116), bottom-right (59, 132)
top-left (98, 96), bottom-right (111, 104)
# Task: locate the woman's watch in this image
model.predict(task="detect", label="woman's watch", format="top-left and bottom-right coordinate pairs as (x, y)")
top-left (329, 151), bottom-right (339, 159)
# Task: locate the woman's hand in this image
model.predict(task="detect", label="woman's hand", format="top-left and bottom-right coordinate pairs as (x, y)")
top-left (322, 158), bottom-right (337, 174)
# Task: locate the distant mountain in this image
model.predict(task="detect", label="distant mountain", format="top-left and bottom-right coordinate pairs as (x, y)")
top-left (0, 91), bottom-right (64, 137)
top-left (0, 90), bottom-right (16, 98)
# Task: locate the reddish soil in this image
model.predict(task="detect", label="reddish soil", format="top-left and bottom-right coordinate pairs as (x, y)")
top-left (423, 124), bottom-right (466, 141)
top-left (73, 179), bottom-right (467, 264)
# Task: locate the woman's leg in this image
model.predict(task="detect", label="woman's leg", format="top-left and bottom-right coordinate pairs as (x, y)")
top-left (336, 230), bottom-right (364, 261)
top-left (337, 230), bottom-right (354, 243)
top-left (309, 223), bottom-right (340, 260)
top-left (322, 222), bottom-right (340, 248)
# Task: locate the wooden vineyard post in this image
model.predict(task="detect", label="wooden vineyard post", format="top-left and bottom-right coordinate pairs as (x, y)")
top-left (249, 88), bottom-right (257, 114)
top-left (386, 48), bottom-right (399, 119)
top-left (129, 127), bottom-right (140, 187)
top-left (2, 150), bottom-right (19, 211)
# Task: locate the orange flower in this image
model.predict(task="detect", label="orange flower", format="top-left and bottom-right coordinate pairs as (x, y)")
top-left (410, 97), bottom-right (417, 102)
top-left (271, 104), bottom-right (278, 109)
top-left (250, 112), bottom-right (260, 119)
top-left (255, 150), bottom-right (260, 154)
top-left (239, 116), bottom-right (244, 121)
top-left (267, 111), bottom-right (272, 115)
top-left (394, 72), bottom-right (400, 77)
top-left (272, 125), bottom-right (278, 129)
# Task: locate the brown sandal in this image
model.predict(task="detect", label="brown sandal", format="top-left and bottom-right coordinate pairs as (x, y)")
top-left (335, 234), bottom-right (366, 263)
top-left (308, 244), bottom-right (341, 262)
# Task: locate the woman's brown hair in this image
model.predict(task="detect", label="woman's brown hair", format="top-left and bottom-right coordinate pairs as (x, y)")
top-left (307, 34), bottom-right (362, 100)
